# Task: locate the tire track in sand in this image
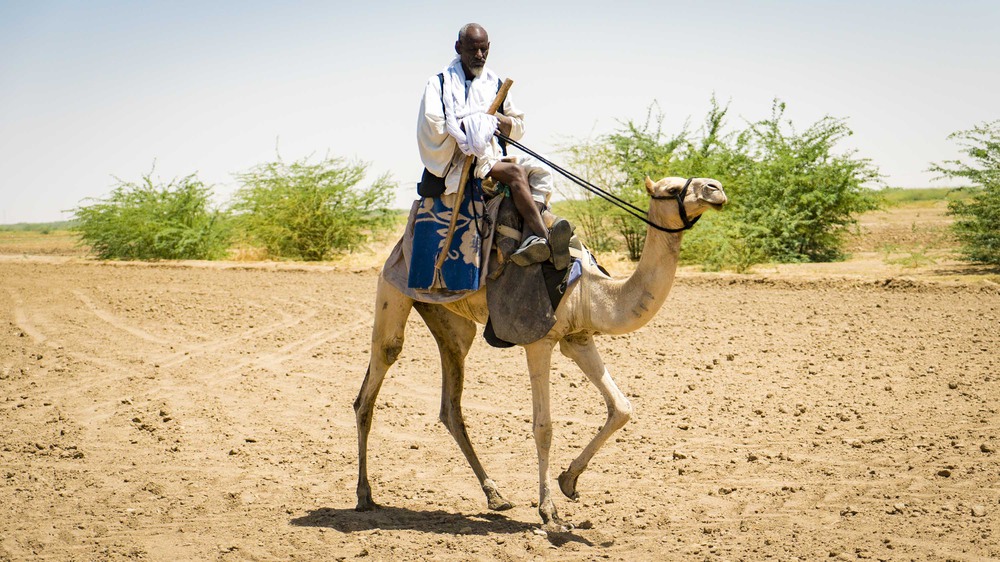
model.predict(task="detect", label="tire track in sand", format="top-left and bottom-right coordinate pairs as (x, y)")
top-left (72, 289), bottom-right (172, 346)
top-left (153, 298), bottom-right (317, 369)
top-left (7, 288), bottom-right (51, 346)
top-left (209, 303), bottom-right (372, 382)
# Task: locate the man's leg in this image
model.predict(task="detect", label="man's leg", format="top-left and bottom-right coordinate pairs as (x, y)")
top-left (487, 161), bottom-right (547, 238)
top-left (488, 161), bottom-right (572, 269)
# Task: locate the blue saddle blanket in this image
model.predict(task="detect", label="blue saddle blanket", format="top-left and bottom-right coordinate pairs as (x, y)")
top-left (407, 182), bottom-right (489, 292)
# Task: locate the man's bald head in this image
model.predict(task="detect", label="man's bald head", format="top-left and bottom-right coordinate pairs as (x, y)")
top-left (455, 23), bottom-right (489, 79)
top-left (458, 23), bottom-right (487, 44)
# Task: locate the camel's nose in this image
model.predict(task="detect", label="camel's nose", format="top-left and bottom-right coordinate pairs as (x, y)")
top-left (705, 184), bottom-right (728, 206)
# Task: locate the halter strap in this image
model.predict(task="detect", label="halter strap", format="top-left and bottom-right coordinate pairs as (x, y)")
top-left (648, 177), bottom-right (700, 232)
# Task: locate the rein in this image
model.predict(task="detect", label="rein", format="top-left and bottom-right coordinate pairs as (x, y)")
top-left (495, 132), bottom-right (700, 233)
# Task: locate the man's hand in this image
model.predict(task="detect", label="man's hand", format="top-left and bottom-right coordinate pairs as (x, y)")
top-left (496, 113), bottom-right (513, 137)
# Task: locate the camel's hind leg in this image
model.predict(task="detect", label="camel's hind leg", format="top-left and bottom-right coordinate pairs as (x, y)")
top-left (354, 275), bottom-right (414, 511)
top-left (556, 333), bottom-right (633, 500)
top-left (413, 302), bottom-right (514, 511)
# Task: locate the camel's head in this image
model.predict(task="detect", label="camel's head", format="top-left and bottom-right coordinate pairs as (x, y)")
top-left (644, 176), bottom-right (727, 231)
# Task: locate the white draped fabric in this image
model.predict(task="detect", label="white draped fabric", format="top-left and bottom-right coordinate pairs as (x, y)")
top-left (440, 56), bottom-right (500, 158)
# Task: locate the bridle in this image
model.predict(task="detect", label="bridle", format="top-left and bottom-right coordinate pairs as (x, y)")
top-left (648, 177), bottom-right (701, 233)
top-left (494, 132), bottom-right (703, 233)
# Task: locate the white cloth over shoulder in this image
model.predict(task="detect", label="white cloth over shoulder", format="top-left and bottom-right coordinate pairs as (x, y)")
top-left (441, 57), bottom-right (499, 158)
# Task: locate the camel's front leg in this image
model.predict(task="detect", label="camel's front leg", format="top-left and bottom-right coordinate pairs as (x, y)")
top-left (524, 339), bottom-right (570, 530)
top-left (555, 333), bottom-right (632, 501)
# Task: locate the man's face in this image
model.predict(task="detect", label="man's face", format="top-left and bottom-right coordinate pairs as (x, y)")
top-left (455, 28), bottom-right (489, 79)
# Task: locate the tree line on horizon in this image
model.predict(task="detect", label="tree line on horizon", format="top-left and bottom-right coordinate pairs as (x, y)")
top-left (68, 98), bottom-right (999, 267)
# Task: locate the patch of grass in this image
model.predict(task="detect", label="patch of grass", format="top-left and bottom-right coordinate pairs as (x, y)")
top-left (0, 229), bottom-right (85, 256)
top-left (0, 220), bottom-right (78, 233)
top-left (880, 187), bottom-right (977, 206)
top-left (881, 244), bottom-right (939, 269)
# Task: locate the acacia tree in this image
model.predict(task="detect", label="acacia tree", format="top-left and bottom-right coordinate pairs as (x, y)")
top-left (230, 155), bottom-right (396, 260)
top-left (929, 120), bottom-right (1000, 266)
top-left (559, 98), bottom-right (882, 267)
top-left (74, 171), bottom-right (230, 260)
top-left (731, 101), bottom-right (883, 262)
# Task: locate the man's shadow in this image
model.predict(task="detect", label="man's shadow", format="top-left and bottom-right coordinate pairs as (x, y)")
top-left (291, 506), bottom-right (595, 548)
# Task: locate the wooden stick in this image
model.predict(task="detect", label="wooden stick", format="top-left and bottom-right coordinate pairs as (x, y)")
top-left (431, 78), bottom-right (514, 288)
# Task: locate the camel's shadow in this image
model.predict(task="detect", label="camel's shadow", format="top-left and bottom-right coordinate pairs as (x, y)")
top-left (291, 506), bottom-right (595, 547)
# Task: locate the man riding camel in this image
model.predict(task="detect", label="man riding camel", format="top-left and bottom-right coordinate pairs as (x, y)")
top-left (416, 22), bottom-right (571, 270)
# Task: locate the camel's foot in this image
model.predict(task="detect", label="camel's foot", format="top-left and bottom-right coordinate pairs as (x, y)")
top-left (488, 495), bottom-right (514, 511)
top-left (542, 519), bottom-right (574, 533)
top-left (483, 479), bottom-right (514, 511)
top-left (540, 510), bottom-right (574, 533)
top-left (355, 495), bottom-right (381, 512)
top-left (557, 469), bottom-right (580, 501)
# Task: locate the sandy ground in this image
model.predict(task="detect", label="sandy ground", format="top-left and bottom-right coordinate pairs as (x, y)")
top-left (1, 249), bottom-right (998, 561)
top-left (2, 198), bottom-right (999, 561)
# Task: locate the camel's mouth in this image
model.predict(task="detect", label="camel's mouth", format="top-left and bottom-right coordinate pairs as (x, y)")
top-left (698, 188), bottom-right (728, 210)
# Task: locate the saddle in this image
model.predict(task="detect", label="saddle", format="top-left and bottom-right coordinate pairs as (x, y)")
top-left (390, 182), bottom-right (588, 347)
top-left (483, 197), bottom-right (580, 348)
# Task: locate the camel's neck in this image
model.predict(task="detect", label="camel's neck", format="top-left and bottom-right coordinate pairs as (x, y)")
top-left (598, 227), bottom-right (682, 334)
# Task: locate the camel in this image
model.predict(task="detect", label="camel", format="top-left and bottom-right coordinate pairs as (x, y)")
top-left (354, 176), bottom-right (728, 529)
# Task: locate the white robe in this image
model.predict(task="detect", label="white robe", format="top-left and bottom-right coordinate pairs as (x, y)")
top-left (416, 61), bottom-right (531, 196)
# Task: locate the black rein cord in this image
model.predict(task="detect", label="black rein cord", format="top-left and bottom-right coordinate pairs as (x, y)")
top-left (494, 132), bottom-right (700, 233)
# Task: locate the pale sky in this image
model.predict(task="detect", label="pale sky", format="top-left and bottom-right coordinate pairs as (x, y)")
top-left (1, 0), bottom-right (997, 224)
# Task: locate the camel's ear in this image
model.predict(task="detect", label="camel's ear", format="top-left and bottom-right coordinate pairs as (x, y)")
top-left (644, 176), bottom-right (655, 195)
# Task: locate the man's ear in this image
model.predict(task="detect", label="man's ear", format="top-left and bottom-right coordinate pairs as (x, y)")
top-left (455, 40), bottom-right (461, 55)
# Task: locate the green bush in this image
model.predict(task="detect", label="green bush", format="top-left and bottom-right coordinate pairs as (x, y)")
top-left (669, 98), bottom-right (762, 270)
top-left (230, 155), bottom-right (396, 260)
top-left (930, 120), bottom-right (1000, 266)
top-left (730, 101), bottom-right (883, 262)
top-left (553, 197), bottom-right (618, 253)
top-left (561, 98), bottom-right (883, 268)
top-left (560, 104), bottom-right (696, 260)
top-left (73, 172), bottom-right (230, 260)
top-left (679, 212), bottom-right (764, 273)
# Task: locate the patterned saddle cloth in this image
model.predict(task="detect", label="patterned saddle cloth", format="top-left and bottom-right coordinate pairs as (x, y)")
top-left (407, 180), bottom-right (492, 293)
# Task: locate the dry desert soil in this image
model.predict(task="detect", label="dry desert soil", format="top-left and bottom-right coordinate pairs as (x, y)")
top-left (1, 203), bottom-right (998, 561)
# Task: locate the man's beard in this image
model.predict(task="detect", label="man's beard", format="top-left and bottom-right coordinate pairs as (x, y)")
top-left (469, 63), bottom-right (485, 77)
